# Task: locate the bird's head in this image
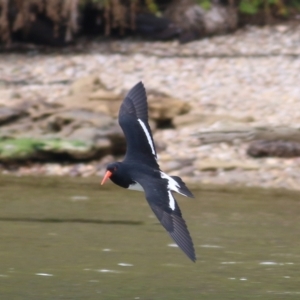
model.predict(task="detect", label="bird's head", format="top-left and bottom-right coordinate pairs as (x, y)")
top-left (101, 162), bottom-right (122, 185)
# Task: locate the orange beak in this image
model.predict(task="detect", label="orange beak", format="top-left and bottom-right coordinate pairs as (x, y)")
top-left (101, 170), bottom-right (112, 185)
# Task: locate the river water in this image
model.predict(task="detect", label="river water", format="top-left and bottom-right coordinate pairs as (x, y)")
top-left (0, 175), bottom-right (300, 299)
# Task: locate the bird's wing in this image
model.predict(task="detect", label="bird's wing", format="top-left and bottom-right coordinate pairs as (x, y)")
top-left (119, 82), bottom-right (159, 168)
top-left (135, 177), bottom-right (196, 262)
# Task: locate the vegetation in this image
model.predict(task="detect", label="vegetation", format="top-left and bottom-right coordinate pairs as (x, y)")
top-left (0, 0), bottom-right (79, 43)
top-left (0, 0), bottom-right (299, 44)
top-left (0, 137), bottom-right (91, 161)
top-left (239, 0), bottom-right (292, 15)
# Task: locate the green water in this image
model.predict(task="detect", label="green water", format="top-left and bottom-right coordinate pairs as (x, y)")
top-left (0, 176), bottom-right (300, 300)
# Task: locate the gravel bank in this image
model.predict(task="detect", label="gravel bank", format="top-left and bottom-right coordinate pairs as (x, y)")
top-left (1, 24), bottom-right (300, 190)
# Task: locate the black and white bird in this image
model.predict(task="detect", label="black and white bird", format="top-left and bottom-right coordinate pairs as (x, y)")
top-left (101, 82), bottom-right (196, 262)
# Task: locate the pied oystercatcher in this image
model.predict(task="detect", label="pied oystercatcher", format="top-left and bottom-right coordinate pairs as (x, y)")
top-left (101, 82), bottom-right (196, 262)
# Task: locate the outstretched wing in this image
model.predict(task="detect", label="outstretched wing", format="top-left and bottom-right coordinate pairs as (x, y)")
top-left (136, 177), bottom-right (196, 262)
top-left (119, 82), bottom-right (159, 168)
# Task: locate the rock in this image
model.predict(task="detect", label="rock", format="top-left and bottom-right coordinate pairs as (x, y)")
top-left (66, 77), bottom-right (190, 124)
top-left (88, 89), bottom-right (123, 117)
top-left (195, 125), bottom-right (300, 145)
top-left (247, 140), bottom-right (300, 158)
top-left (162, 160), bottom-right (183, 172)
top-left (177, 165), bottom-right (195, 176)
top-left (62, 94), bottom-right (115, 116)
top-left (173, 113), bottom-right (254, 128)
top-left (195, 159), bottom-right (260, 171)
top-left (0, 101), bottom-right (126, 162)
top-left (0, 138), bottom-right (38, 161)
top-left (67, 127), bottom-right (101, 142)
top-left (45, 109), bottom-right (116, 132)
top-left (0, 118), bottom-right (36, 139)
top-left (0, 137), bottom-right (112, 162)
top-left (67, 127), bottom-right (112, 156)
top-left (162, 159), bottom-right (193, 173)
top-left (202, 4), bottom-right (237, 36)
top-left (89, 89), bottom-right (121, 101)
top-left (64, 76), bottom-right (123, 116)
top-left (41, 109), bottom-right (125, 159)
top-left (164, 0), bottom-right (237, 43)
top-left (40, 139), bottom-right (97, 160)
top-left (275, 25), bottom-right (289, 33)
top-left (173, 114), bottom-right (205, 128)
top-left (148, 93), bottom-right (191, 121)
top-left (0, 106), bottom-right (26, 125)
top-left (69, 75), bottom-right (104, 96)
top-left (66, 78), bottom-right (191, 123)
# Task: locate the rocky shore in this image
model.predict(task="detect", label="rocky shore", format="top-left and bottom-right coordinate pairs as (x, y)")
top-left (1, 24), bottom-right (300, 191)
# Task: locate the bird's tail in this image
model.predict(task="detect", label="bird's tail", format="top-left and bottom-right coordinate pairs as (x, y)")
top-left (171, 176), bottom-right (194, 198)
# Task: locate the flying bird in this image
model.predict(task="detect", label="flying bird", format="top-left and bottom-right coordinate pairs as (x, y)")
top-left (101, 82), bottom-right (196, 262)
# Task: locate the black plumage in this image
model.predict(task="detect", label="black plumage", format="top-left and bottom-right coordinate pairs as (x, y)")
top-left (102, 82), bottom-right (196, 262)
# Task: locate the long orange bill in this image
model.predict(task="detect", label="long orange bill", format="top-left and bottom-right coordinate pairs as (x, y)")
top-left (101, 170), bottom-right (112, 185)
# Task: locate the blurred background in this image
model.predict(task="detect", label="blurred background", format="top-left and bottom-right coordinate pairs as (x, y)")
top-left (1, 1), bottom-right (300, 299)
top-left (1, 0), bottom-right (300, 190)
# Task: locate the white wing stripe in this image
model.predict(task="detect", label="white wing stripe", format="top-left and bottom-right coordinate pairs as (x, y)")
top-left (168, 190), bottom-right (176, 210)
top-left (160, 172), bottom-right (193, 198)
top-left (160, 172), bottom-right (186, 196)
top-left (137, 119), bottom-right (156, 157)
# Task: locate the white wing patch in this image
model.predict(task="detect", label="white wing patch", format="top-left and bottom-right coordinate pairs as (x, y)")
top-left (137, 119), bottom-right (156, 158)
top-left (128, 182), bottom-right (144, 192)
top-left (167, 190), bottom-right (176, 210)
top-left (160, 172), bottom-right (182, 194)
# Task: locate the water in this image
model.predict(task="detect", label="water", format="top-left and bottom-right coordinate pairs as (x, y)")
top-left (0, 175), bottom-right (300, 299)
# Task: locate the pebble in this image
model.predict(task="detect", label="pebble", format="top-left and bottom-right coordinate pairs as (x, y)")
top-left (1, 24), bottom-right (300, 190)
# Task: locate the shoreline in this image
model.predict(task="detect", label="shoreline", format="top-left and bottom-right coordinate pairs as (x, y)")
top-left (1, 24), bottom-right (300, 191)
top-left (1, 171), bottom-right (300, 197)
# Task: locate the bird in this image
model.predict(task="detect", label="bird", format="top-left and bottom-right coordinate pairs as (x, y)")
top-left (101, 81), bottom-right (196, 262)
